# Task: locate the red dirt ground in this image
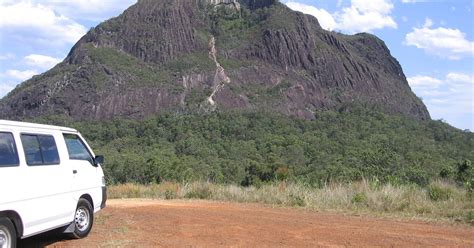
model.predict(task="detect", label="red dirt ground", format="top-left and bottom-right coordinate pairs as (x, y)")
top-left (20, 199), bottom-right (474, 247)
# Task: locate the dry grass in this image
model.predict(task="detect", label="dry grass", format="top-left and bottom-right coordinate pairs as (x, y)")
top-left (108, 180), bottom-right (473, 224)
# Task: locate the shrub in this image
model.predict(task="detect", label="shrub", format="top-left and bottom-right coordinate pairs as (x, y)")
top-left (427, 183), bottom-right (453, 201)
top-left (439, 165), bottom-right (455, 179)
top-left (184, 183), bottom-right (213, 199)
top-left (164, 190), bottom-right (177, 199)
top-left (466, 211), bottom-right (474, 224)
top-left (275, 166), bottom-right (289, 181)
top-left (466, 178), bottom-right (474, 199)
top-left (456, 160), bottom-right (472, 185)
top-left (160, 182), bottom-right (180, 199)
top-left (352, 192), bottom-right (368, 205)
top-left (288, 193), bottom-right (305, 207)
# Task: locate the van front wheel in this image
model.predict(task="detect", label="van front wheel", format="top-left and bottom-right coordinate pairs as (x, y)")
top-left (0, 217), bottom-right (16, 248)
top-left (71, 199), bottom-right (94, 239)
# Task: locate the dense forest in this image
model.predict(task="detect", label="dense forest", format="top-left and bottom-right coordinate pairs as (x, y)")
top-left (33, 108), bottom-right (473, 188)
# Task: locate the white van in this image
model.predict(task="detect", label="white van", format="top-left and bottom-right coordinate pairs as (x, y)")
top-left (0, 120), bottom-right (106, 247)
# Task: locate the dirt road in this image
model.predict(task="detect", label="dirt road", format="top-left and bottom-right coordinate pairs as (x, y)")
top-left (20, 199), bottom-right (474, 247)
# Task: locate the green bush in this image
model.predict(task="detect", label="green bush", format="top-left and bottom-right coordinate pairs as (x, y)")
top-left (466, 211), bottom-right (474, 223)
top-left (466, 178), bottom-right (474, 200)
top-left (184, 183), bottom-right (213, 199)
top-left (456, 160), bottom-right (473, 186)
top-left (289, 193), bottom-right (305, 207)
top-left (352, 192), bottom-right (368, 205)
top-left (427, 184), bottom-right (453, 201)
top-left (164, 189), bottom-right (177, 200)
top-left (275, 166), bottom-right (289, 181)
top-left (439, 165), bottom-right (455, 179)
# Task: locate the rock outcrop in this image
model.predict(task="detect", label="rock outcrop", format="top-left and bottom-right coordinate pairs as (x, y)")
top-left (0, 0), bottom-right (430, 121)
top-left (207, 0), bottom-right (241, 10)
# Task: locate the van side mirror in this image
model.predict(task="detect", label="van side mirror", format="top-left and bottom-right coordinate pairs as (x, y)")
top-left (94, 155), bottom-right (104, 166)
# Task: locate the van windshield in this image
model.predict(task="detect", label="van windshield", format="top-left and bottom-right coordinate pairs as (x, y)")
top-left (0, 132), bottom-right (19, 167)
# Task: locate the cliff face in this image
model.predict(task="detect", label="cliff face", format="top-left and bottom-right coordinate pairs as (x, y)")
top-left (0, 0), bottom-right (430, 120)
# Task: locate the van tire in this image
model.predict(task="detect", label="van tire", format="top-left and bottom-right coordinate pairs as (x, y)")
top-left (0, 217), bottom-right (17, 248)
top-left (70, 199), bottom-right (94, 239)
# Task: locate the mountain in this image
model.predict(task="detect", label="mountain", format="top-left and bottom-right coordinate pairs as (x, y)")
top-left (0, 0), bottom-right (430, 121)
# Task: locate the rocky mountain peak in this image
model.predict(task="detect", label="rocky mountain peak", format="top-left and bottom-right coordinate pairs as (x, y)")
top-left (0, 0), bottom-right (430, 121)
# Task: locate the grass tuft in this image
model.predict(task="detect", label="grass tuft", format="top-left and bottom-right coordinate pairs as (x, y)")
top-left (108, 180), bottom-right (473, 224)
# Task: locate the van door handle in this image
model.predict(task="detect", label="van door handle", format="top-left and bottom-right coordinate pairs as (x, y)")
top-left (73, 170), bottom-right (77, 174)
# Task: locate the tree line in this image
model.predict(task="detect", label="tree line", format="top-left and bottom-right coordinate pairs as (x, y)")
top-left (33, 108), bottom-right (473, 188)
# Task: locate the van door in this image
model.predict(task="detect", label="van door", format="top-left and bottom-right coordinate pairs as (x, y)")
top-left (63, 134), bottom-right (101, 207)
top-left (0, 131), bottom-right (21, 206)
top-left (18, 133), bottom-right (73, 235)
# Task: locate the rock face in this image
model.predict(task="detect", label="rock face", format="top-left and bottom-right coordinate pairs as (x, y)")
top-left (241, 0), bottom-right (276, 9)
top-left (207, 0), bottom-right (241, 10)
top-left (0, 0), bottom-right (430, 121)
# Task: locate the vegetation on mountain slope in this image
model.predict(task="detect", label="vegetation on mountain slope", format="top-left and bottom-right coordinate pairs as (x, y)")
top-left (33, 109), bottom-right (473, 188)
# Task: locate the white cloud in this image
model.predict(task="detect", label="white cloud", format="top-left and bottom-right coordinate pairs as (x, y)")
top-left (0, 84), bottom-right (15, 99)
top-left (285, 0), bottom-right (397, 33)
top-left (0, 1), bottom-right (138, 100)
top-left (336, 0), bottom-right (397, 33)
top-left (407, 75), bottom-right (443, 89)
top-left (408, 72), bottom-right (474, 92)
top-left (24, 54), bottom-right (62, 69)
top-left (3, 69), bottom-right (38, 81)
top-left (405, 18), bottom-right (474, 60)
top-left (423, 18), bottom-right (433, 28)
top-left (446, 72), bottom-right (473, 85)
top-left (408, 72), bottom-right (474, 130)
top-left (0, 2), bottom-right (87, 44)
top-left (285, 2), bottom-right (338, 30)
top-left (2, 0), bottom-right (137, 21)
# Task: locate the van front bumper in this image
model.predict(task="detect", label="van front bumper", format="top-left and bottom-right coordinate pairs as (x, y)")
top-left (101, 186), bottom-right (107, 209)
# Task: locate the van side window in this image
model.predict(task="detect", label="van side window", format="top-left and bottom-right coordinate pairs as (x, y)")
top-left (0, 132), bottom-right (19, 167)
top-left (63, 134), bottom-right (93, 164)
top-left (20, 134), bottom-right (60, 166)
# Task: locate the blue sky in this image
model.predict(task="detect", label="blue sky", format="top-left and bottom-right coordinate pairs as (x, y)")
top-left (0, 0), bottom-right (473, 130)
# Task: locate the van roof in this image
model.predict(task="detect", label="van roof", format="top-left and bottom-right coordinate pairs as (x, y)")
top-left (0, 120), bottom-right (78, 133)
